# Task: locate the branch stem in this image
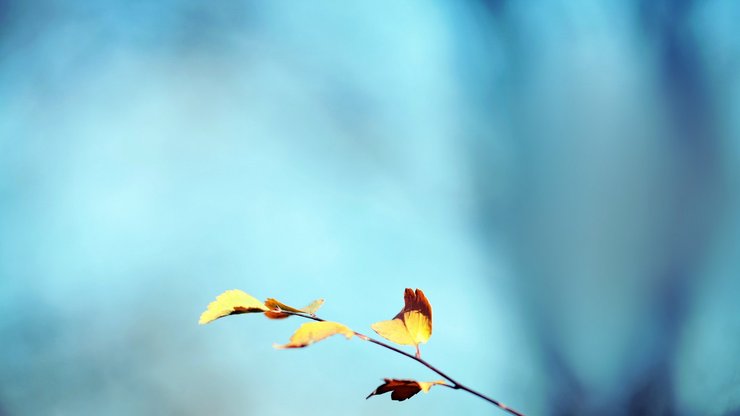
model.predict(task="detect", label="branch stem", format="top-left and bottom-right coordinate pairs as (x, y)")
top-left (280, 311), bottom-right (525, 416)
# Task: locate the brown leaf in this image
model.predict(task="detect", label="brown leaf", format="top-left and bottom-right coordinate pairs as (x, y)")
top-left (366, 379), bottom-right (446, 401)
top-left (394, 288), bottom-right (432, 323)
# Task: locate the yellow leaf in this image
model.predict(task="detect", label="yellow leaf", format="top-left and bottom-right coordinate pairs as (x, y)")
top-left (199, 290), bottom-right (268, 325)
top-left (366, 379), bottom-right (446, 401)
top-left (401, 310), bottom-right (431, 344)
top-left (264, 298), bottom-right (325, 319)
top-left (275, 321), bottom-right (354, 349)
top-left (370, 288), bottom-right (432, 349)
top-left (369, 318), bottom-right (415, 345)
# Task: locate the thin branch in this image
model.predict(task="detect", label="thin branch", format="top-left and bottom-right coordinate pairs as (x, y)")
top-left (279, 310), bottom-right (525, 416)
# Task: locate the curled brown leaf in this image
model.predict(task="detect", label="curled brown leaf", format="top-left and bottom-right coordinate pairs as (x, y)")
top-left (366, 378), bottom-right (446, 401)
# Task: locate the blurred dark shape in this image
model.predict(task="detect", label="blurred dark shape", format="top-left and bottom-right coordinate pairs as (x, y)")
top-left (469, 0), bottom-right (729, 414)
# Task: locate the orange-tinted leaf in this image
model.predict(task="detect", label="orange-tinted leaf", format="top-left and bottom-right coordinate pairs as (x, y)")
top-left (371, 288), bottom-right (432, 348)
top-left (264, 298), bottom-right (300, 319)
top-left (265, 298), bottom-right (305, 313)
top-left (264, 298), bottom-right (325, 319)
top-left (199, 290), bottom-right (269, 325)
top-left (394, 288), bottom-right (432, 322)
top-left (274, 321), bottom-right (354, 349)
top-left (366, 379), bottom-right (446, 401)
top-left (263, 310), bottom-right (291, 319)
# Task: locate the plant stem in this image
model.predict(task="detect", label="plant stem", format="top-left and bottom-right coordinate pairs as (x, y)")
top-left (281, 311), bottom-right (525, 416)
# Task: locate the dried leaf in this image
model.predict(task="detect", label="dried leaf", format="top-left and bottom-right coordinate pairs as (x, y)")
top-left (199, 290), bottom-right (269, 325)
top-left (275, 321), bottom-right (354, 349)
top-left (264, 298), bottom-right (325, 319)
top-left (264, 298), bottom-right (302, 319)
top-left (371, 289), bottom-right (432, 348)
top-left (366, 379), bottom-right (446, 401)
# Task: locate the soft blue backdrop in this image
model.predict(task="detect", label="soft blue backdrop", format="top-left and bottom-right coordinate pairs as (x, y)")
top-left (1, 1), bottom-right (739, 415)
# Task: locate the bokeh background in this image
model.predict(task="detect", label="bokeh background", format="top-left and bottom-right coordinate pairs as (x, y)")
top-left (1, 1), bottom-right (739, 415)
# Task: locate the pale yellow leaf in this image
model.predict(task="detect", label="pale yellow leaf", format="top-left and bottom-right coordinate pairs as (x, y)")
top-left (418, 380), bottom-right (447, 392)
top-left (401, 310), bottom-right (431, 345)
top-left (275, 321), bottom-right (354, 349)
top-left (199, 290), bottom-right (268, 325)
top-left (300, 299), bottom-right (325, 315)
top-left (370, 318), bottom-right (416, 346)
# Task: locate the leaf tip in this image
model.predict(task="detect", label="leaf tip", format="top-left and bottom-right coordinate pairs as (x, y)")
top-left (272, 342), bottom-right (291, 350)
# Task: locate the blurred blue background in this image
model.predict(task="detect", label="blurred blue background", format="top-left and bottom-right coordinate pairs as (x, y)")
top-left (1, 1), bottom-right (739, 415)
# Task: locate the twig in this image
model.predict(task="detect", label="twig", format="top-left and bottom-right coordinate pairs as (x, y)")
top-left (280, 310), bottom-right (525, 416)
